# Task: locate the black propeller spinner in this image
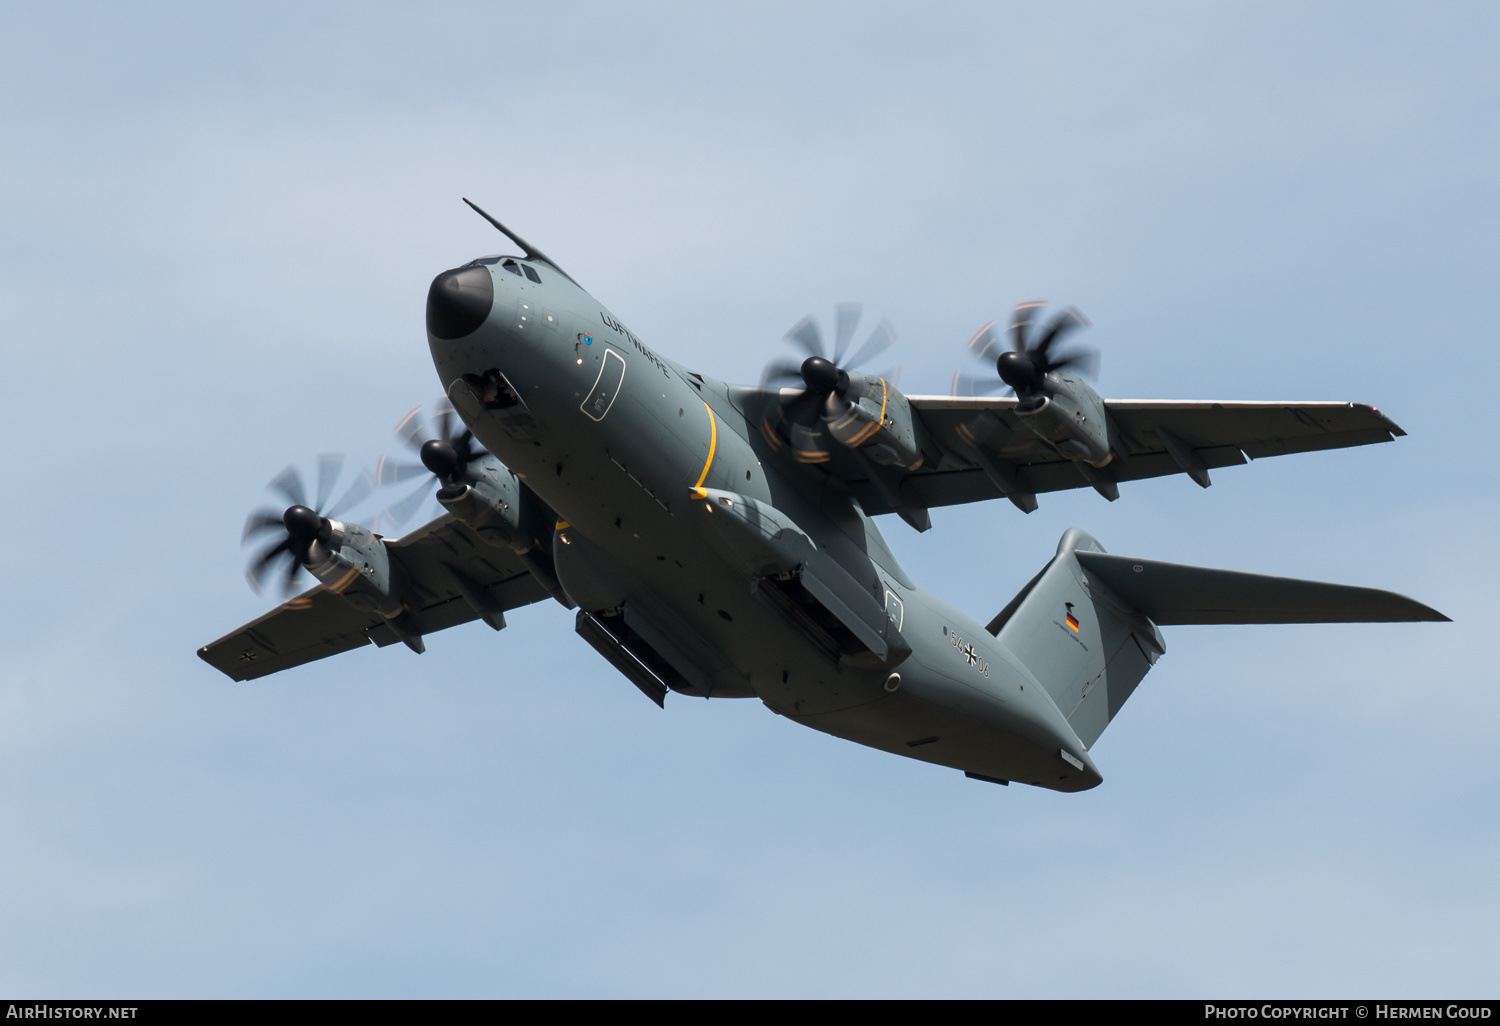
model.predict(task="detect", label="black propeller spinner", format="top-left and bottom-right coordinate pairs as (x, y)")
top-left (242, 456), bottom-right (374, 595)
top-left (375, 400), bottom-right (489, 526)
top-left (761, 304), bottom-right (896, 462)
top-left (951, 300), bottom-right (1098, 399)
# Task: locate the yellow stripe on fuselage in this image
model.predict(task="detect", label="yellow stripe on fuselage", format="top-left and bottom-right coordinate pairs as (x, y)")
top-left (690, 402), bottom-right (717, 499)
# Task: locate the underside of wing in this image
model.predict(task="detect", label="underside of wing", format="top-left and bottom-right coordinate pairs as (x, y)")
top-left (851, 395), bottom-right (1405, 516)
top-left (197, 586), bottom-right (391, 682)
top-left (199, 513), bottom-right (553, 681)
top-left (1100, 398), bottom-right (1404, 458)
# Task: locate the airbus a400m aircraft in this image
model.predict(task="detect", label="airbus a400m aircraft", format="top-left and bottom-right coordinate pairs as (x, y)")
top-left (200, 201), bottom-right (1446, 792)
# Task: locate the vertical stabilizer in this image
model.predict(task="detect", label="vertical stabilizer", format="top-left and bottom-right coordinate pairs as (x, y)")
top-left (988, 529), bottom-right (1165, 749)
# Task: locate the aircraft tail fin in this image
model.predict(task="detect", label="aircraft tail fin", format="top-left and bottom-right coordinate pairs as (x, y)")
top-left (988, 528), bottom-right (1447, 749)
top-left (988, 529), bottom-right (1164, 750)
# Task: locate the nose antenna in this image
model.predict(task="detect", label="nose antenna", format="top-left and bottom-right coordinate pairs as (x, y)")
top-left (461, 198), bottom-right (578, 286)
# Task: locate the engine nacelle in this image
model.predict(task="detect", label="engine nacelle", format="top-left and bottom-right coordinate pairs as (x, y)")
top-left (435, 455), bottom-right (559, 553)
top-left (436, 455), bottom-right (568, 600)
top-left (824, 374), bottom-right (925, 470)
top-left (1015, 375), bottom-right (1113, 467)
top-left (435, 456), bottom-right (524, 542)
top-left (304, 519), bottom-right (407, 618)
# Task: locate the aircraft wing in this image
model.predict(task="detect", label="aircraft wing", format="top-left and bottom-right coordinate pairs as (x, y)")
top-left (852, 396), bottom-right (1405, 514)
top-left (198, 513), bottom-right (553, 681)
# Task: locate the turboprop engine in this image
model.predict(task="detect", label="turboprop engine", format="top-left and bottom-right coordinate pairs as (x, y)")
top-left (430, 456), bottom-right (568, 599)
top-left (760, 306), bottom-right (926, 470)
top-left (244, 498), bottom-right (412, 624)
top-left (376, 401), bottom-right (566, 595)
top-left (822, 369), bottom-right (925, 470)
top-left (1013, 375), bottom-right (1112, 467)
top-left (957, 301), bottom-right (1113, 467)
top-left (433, 457), bottom-right (524, 540)
top-left (300, 515), bottom-right (407, 618)
top-left (243, 461), bottom-right (410, 621)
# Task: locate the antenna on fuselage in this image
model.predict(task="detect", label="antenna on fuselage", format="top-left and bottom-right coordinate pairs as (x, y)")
top-left (461, 198), bottom-right (579, 287)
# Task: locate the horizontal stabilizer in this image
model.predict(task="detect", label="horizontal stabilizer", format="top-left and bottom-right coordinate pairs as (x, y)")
top-left (1074, 552), bottom-right (1449, 625)
top-left (989, 528), bottom-right (1448, 751)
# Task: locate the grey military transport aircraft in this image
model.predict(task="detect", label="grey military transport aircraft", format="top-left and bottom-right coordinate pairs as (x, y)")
top-left (199, 200), bottom-right (1447, 792)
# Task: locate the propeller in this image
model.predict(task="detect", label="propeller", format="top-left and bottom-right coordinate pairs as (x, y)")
top-left (241, 455), bottom-right (375, 595)
top-left (950, 300), bottom-right (1098, 398)
top-left (761, 304), bottom-right (897, 463)
top-left (373, 399), bottom-right (490, 527)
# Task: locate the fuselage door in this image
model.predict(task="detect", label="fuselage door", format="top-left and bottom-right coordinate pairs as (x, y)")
top-left (581, 347), bottom-right (627, 422)
top-left (885, 587), bottom-right (905, 632)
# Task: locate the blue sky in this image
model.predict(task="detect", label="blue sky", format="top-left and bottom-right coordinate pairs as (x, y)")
top-left (1, 2), bottom-right (1496, 997)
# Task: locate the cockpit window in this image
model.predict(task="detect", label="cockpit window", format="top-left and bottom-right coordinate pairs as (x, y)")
top-left (522, 264), bottom-right (542, 284)
top-left (500, 259), bottom-right (523, 276)
top-left (475, 256), bottom-right (502, 265)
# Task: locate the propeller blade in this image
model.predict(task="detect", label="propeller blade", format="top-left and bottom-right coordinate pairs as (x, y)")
top-left (436, 406), bottom-right (455, 445)
top-left (789, 419), bottom-right (829, 462)
top-left (368, 509), bottom-right (395, 536)
top-left (395, 404), bottom-right (426, 453)
top-left (1009, 299), bottom-right (1046, 353)
top-left (328, 467), bottom-right (378, 518)
top-left (949, 372), bottom-right (1006, 397)
top-left (965, 320), bottom-right (1002, 364)
top-left (1033, 306), bottom-right (1089, 363)
top-left (845, 316), bottom-right (896, 370)
top-left (242, 508), bottom-right (286, 544)
top-left (784, 316), bottom-right (825, 360)
top-left (268, 466), bottom-right (307, 510)
top-left (373, 454), bottom-right (430, 487)
top-left (281, 550), bottom-right (304, 594)
top-left (1049, 347), bottom-right (1101, 380)
top-left (761, 358), bottom-right (806, 390)
top-left (314, 453), bottom-right (344, 512)
top-left (831, 303), bottom-right (862, 365)
top-left (249, 535), bottom-right (291, 570)
top-left (386, 478), bottom-right (436, 526)
top-left (788, 387), bottom-right (825, 427)
top-left (246, 536), bottom-right (292, 594)
top-left (454, 428), bottom-right (483, 465)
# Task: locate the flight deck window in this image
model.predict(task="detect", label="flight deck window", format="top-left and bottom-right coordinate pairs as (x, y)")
top-left (522, 265), bottom-right (542, 284)
top-left (500, 259), bottom-right (523, 276)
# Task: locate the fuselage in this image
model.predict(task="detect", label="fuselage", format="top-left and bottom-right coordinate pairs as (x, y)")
top-left (425, 254), bottom-right (1101, 791)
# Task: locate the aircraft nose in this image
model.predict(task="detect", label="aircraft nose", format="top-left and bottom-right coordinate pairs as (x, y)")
top-left (426, 264), bottom-right (494, 340)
